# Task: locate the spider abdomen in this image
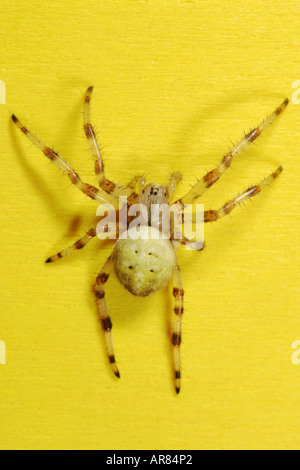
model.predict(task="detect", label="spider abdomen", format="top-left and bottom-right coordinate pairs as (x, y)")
top-left (113, 226), bottom-right (176, 297)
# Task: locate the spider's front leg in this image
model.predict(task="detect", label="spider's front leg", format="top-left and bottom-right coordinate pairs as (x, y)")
top-left (84, 87), bottom-right (134, 199)
top-left (95, 255), bottom-right (120, 378)
top-left (175, 98), bottom-right (288, 205)
top-left (172, 261), bottom-right (184, 394)
top-left (11, 114), bottom-right (118, 207)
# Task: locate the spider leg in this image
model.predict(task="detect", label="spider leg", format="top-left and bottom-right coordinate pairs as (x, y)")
top-left (95, 255), bottom-right (120, 378)
top-left (170, 203), bottom-right (204, 250)
top-left (168, 171), bottom-right (183, 201)
top-left (126, 175), bottom-right (147, 204)
top-left (12, 114), bottom-right (118, 207)
top-left (173, 237), bottom-right (204, 251)
top-left (84, 87), bottom-right (134, 199)
top-left (45, 228), bottom-right (97, 263)
top-left (204, 166), bottom-right (282, 222)
top-left (127, 175), bottom-right (147, 193)
top-left (172, 261), bottom-right (184, 394)
top-left (176, 98), bottom-right (288, 205)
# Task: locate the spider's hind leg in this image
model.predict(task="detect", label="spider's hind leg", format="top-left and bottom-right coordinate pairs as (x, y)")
top-left (172, 261), bottom-right (184, 394)
top-left (95, 255), bottom-right (120, 378)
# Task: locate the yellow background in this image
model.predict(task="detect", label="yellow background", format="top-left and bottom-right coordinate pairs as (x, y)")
top-left (0, 0), bottom-right (299, 450)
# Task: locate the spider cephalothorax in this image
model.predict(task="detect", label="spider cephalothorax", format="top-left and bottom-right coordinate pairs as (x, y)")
top-left (140, 183), bottom-right (169, 204)
top-left (12, 86), bottom-right (288, 393)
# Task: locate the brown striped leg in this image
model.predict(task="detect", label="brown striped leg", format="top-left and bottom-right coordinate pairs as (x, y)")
top-left (172, 261), bottom-right (184, 394)
top-left (204, 166), bottom-right (282, 222)
top-left (95, 255), bottom-right (120, 378)
top-left (12, 114), bottom-right (118, 207)
top-left (176, 99), bottom-right (288, 204)
top-left (126, 175), bottom-right (147, 205)
top-left (83, 87), bottom-right (133, 198)
top-left (45, 228), bottom-right (97, 263)
top-left (168, 172), bottom-right (182, 201)
top-left (127, 175), bottom-right (147, 193)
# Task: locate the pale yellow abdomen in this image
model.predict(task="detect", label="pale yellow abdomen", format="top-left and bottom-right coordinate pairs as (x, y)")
top-left (113, 226), bottom-right (176, 297)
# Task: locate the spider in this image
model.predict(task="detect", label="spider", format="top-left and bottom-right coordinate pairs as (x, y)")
top-left (12, 88), bottom-right (288, 394)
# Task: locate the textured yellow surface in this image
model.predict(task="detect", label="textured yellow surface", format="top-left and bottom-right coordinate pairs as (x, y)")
top-left (0, 0), bottom-right (300, 450)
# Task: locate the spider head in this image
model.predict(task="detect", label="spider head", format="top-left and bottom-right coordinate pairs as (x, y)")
top-left (139, 183), bottom-right (169, 208)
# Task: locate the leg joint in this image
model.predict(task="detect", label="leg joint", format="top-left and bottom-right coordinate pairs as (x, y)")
top-left (174, 307), bottom-right (183, 316)
top-left (172, 332), bottom-right (181, 346)
top-left (102, 317), bottom-right (112, 331)
top-left (97, 273), bottom-right (109, 285)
